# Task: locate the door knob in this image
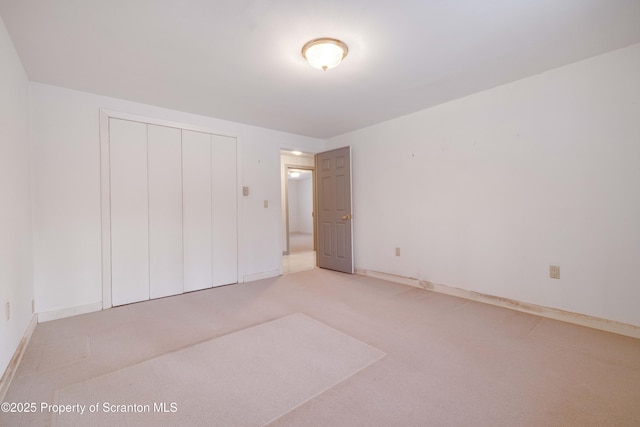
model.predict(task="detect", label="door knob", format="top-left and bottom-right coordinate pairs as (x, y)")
top-left (341, 214), bottom-right (352, 220)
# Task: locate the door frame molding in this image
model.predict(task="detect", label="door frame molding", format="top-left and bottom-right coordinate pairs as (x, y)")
top-left (99, 109), bottom-right (241, 310)
top-left (283, 164), bottom-right (316, 256)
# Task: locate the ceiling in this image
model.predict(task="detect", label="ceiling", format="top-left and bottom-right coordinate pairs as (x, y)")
top-left (2, 1), bottom-right (639, 139)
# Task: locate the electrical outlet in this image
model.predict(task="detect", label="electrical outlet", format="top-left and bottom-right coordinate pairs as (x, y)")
top-left (5, 302), bottom-right (9, 321)
top-left (550, 265), bottom-right (560, 279)
top-left (264, 200), bottom-right (268, 208)
top-left (395, 247), bottom-right (401, 256)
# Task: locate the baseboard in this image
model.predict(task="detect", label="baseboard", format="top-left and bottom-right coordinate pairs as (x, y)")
top-left (37, 301), bottom-right (102, 323)
top-left (243, 269), bottom-right (281, 283)
top-left (356, 269), bottom-right (640, 340)
top-left (0, 314), bottom-right (37, 402)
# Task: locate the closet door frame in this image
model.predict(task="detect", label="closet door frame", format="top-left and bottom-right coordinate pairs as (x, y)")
top-left (99, 109), bottom-right (242, 310)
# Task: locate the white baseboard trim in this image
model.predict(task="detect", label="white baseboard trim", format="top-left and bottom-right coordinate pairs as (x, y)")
top-left (356, 269), bottom-right (640, 340)
top-left (37, 301), bottom-right (103, 323)
top-left (0, 314), bottom-right (37, 402)
top-left (243, 269), bottom-right (281, 283)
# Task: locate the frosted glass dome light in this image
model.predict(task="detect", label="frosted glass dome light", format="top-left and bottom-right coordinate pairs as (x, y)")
top-left (302, 38), bottom-right (348, 71)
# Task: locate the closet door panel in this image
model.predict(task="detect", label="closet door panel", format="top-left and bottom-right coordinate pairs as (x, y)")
top-left (110, 118), bottom-right (149, 306)
top-left (212, 135), bottom-right (238, 286)
top-left (148, 125), bottom-right (184, 299)
top-left (182, 130), bottom-right (213, 292)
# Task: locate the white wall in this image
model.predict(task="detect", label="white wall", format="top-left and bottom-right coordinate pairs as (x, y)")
top-left (0, 16), bottom-right (33, 375)
top-left (29, 83), bottom-right (325, 317)
top-left (296, 177), bottom-right (313, 234)
top-left (287, 176), bottom-right (313, 235)
top-left (288, 179), bottom-right (301, 232)
top-left (329, 43), bottom-right (640, 327)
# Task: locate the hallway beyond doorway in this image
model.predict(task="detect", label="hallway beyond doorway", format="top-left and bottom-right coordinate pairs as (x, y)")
top-left (282, 251), bottom-right (316, 274)
top-left (289, 233), bottom-right (313, 253)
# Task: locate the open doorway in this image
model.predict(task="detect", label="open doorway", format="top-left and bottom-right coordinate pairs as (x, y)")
top-left (286, 167), bottom-right (314, 253)
top-left (280, 150), bottom-right (316, 274)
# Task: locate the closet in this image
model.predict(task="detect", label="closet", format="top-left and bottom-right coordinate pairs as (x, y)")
top-left (108, 118), bottom-right (237, 306)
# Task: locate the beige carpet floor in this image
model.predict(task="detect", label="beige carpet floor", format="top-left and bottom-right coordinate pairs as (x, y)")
top-left (2, 269), bottom-right (640, 426)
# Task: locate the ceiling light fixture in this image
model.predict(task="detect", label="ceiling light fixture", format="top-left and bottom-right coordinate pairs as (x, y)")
top-left (291, 150), bottom-right (303, 155)
top-left (301, 38), bottom-right (348, 71)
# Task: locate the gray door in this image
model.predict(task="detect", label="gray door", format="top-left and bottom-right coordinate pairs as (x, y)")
top-left (315, 147), bottom-right (354, 273)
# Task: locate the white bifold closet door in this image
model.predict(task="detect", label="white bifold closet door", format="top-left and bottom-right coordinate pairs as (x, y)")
top-left (182, 130), bottom-right (213, 292)
top-left (109, 118), bottom-right (237, 306)
top-left (110, 119), bottom-right (150, 306)
top-left (211, 135), bottom-right (237, 286)
top-left (148, 125), bottom-right (183, 299)
top-left (182, 131), bottom-right (237, 290)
